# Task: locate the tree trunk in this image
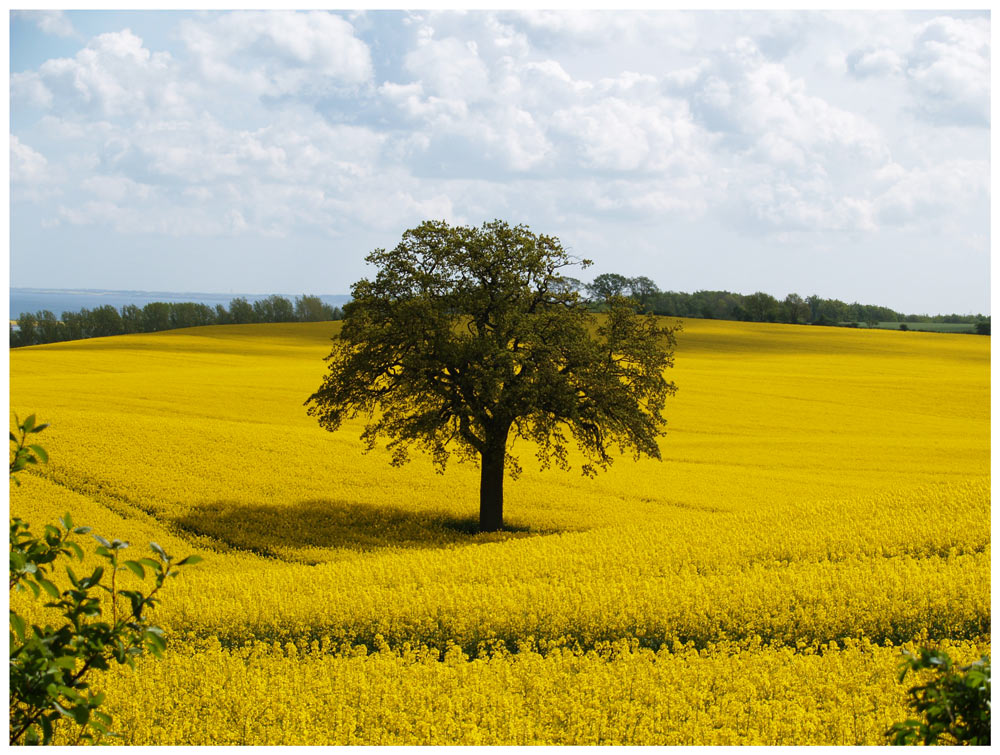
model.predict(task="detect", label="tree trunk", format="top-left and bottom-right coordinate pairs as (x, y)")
top-left (478, 428), bottom-right (509, 532)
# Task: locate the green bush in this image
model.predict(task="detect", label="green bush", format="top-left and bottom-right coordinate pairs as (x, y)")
top-left (887, 647), bottom-right (990, 746)
top-left (9, 415), bottom-right (200, 745)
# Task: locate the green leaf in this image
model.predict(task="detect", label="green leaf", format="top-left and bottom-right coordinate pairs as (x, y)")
top-left (40, 716), bottom-right (53, 744)
top-left (31, 423), bottom-right (50, 434)
top-left (59, 686), bottom-right (84, 704)
top-left (150, 541), bottom-right (167, 560)
top-left (137, 558), bottom-right (161, 570)
top-left (22, 414), bottom-right (36, 432)
top-left (28, 444), bottom-right (48, 463)
top-left (122, 560), bottom-right (145, 579)
top-left (70, 704), bottom-right (91, 726)
top-left (86, 566), bottom-right (105, 586)
top-left (10, 611), bottom-right (26, 640)
top-left (90, 720), bottom-right (109, 736)
top-left (93, 534), bottom-right (111, 548)
top-left (37, 577), bottom-right (61, 599)
top-left (145, 629), bottom-right (167, 654)
top-left (176, 554), bottom-right (203, 566)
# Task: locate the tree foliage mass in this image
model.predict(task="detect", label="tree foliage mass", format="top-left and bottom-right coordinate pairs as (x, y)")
top-left (307, 220), bottom-right (679, 531)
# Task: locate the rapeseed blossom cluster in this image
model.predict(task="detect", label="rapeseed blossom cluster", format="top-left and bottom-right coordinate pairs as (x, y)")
top-left (43, 638), bottom-right (989, 746)
top-left (10, 319), bottom-right (990, 745)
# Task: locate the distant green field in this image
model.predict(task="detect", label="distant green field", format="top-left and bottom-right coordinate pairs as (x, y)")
top-left (849, 321), bottom-right (980, 333)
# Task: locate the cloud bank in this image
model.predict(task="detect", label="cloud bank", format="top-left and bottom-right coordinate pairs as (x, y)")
top-left (9, 10), bottom-right (990, 313)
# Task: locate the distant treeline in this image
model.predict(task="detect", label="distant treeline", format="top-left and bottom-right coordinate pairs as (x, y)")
top-left (10, 294), bottom-right (343, 348)
top-left (579, 274), bottom-right (990, 333)
top-left (11, 276), bottom-right (991, 348)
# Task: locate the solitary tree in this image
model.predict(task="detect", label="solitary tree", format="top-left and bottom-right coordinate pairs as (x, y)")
top-left (306, 220), bottom-right (679, 532)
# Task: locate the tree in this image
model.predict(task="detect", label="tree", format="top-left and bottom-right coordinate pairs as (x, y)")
top-left (252, 297), bottom-right (275, 323)
top-left (228, 297), bottom-right (255, 324)
top-left (586, 273), bottom-right (630, 304)
top-left (295, 295), bottom-right (330, 322)
top-left (269, 295), bottom-right (296, 323)
top-left (87, 305), bottom-right (124, 338)
top-left (170, 302), bottom-right (215, 329)
top-left (61, 311), bottom-right (87, 341)
top-left (141, 302), bottom-right (171, 333)
top-left (745, 291), bottom-right (779, 322)
top-left (120, 304), bottom-right (144, 334)
top-left (782, 294), bottom-right (810, 325)
top-left (805, 294), bottom-right (823, 323)
top-left (306, 220), bottom-right (679, 532)
top-left (16, 312), bottom-right (38, 347)
top-left (626, 276), bottom-right (660, 312)
top-left (35, 311), bottom-right (63, 344)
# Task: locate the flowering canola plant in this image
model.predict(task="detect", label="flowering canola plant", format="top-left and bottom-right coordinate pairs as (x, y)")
top-left (9, 319), bottom-right (989, 745)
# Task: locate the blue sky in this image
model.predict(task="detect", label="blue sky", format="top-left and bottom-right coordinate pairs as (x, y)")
top-left (9, 9), bottom-right (991, 314)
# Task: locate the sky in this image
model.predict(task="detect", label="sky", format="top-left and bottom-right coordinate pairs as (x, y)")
top-left (8, 9), bottom-right (992, 315)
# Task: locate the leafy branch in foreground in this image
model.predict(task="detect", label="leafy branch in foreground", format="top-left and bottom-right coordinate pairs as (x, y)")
top-left (9, 412), bottom-right (49, 482)
top-left (887, 647), bottom-right (990, 746)
top-left (9, 415), bottom-right (201, 745)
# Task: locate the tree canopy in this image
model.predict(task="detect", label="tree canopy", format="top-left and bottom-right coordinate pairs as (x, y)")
top-left (306, 219), bottom-right (679, 531)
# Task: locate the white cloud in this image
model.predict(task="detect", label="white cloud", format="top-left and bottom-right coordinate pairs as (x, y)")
top-left (549, 97), bottom-right (695, 173)
top-left (12, 30), bottom-right (183, 119)
top-left (847, 47), bottom-right (903, 77)
top-left (845, 15), bottom-right (990, 127)
top-left (872, 159), bottom-right (988, 227)
top-left (178, 11), bottom-right (373, 98)
top-left (80, 175), bottom-right (154, 202)
top-left (906, 16), bottom-right (990, 126)
top-left (404, 33), bottom-right (491, 102)
top-left (14, 10), bottom-right (77, 38)
top-left (10, 136), bottom-right (50, 185)
top-left (504, 9), bottom-right (697, 52)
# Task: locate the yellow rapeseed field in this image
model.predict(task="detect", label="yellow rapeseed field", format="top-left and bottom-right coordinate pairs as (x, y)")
top-left (9, 318), bottom-right (990, 745)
